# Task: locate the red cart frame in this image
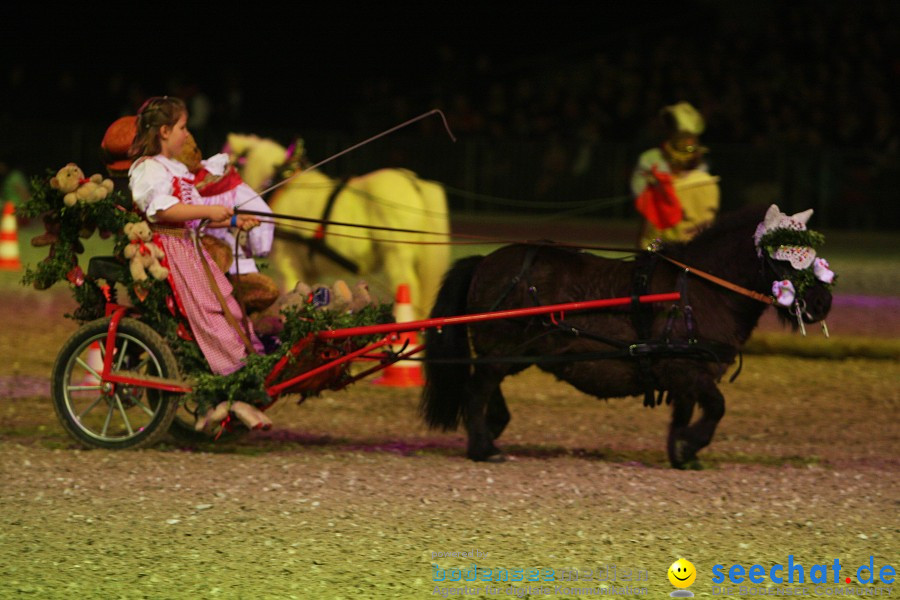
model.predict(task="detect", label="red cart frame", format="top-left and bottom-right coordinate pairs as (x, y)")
top-left (97, 291), bottom-right (681, 399)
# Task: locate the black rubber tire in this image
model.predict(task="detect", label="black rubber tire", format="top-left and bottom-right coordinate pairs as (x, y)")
top-left (51, 317), bottom-right (181, 450)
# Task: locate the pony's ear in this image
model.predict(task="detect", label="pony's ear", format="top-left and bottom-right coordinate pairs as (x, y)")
top-left (792, 208), bottom-right (814, 225)
top-left (764, 204), bottom-right (783, 228)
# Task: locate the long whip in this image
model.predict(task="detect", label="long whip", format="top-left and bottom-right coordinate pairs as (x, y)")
top-left (235, 108), bottom-right (456, 209)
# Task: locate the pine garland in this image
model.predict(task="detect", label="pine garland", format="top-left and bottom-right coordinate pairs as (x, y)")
top-left (758, 228), bottom-right (825, 255)
top-left (186, 302), bottom-right (393, 414)
top-left (19, 172), bottom-right (140, 293)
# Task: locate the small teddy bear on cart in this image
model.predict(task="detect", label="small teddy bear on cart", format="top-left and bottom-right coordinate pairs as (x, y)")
top-left (51, 163), bottom-right (114, 207)
top-left (122, 222), bottom-right (169, 282)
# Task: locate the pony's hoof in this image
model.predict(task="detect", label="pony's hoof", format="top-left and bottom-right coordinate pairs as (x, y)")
top-left (673, 458), bottom-right (704, 471)
top-left (468, 451), bottom-right (506, 463)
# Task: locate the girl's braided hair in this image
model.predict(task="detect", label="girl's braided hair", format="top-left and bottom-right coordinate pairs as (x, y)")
top-left (128, 96), bottom-right (187, 159)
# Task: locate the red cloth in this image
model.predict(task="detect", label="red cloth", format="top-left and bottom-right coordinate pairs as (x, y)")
top-left (194, 166), bottom-right (244, 197)
top-left (635, 167), bottom-right (683, 229)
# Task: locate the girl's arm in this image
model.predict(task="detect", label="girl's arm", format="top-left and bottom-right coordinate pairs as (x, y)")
top-left (155, 202), bottom-right (232, 224)
top-left (155, 203), bottom-right (259, 230)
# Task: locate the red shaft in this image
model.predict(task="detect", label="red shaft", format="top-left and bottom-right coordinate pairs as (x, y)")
top-left (316, 292), bottom-right (681, 340)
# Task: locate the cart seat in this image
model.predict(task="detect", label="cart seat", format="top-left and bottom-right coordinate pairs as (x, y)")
top-left (88, 256), bottom-right (128, 285)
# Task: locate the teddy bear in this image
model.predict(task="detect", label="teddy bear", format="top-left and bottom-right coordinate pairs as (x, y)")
top-left (199, 234), bottom-right (279, 314)
top-left (122, 222), bottom-right (169, 282)
top-left (349, 280), bottom-right (379, 313)
top-left (277, 279), bottom-right (382, 315)
top-left (176, 132), bottom-right (245, 196)
top-left (281, 280), bottom-right (354, 313)
top-left (51, 163), bottom-right (114, 207)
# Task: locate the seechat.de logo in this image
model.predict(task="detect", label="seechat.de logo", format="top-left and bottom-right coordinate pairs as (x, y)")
top-left (711, 555), bottom-right (896, 585)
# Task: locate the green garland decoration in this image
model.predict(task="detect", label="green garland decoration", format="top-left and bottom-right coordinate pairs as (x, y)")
top-left (20, 167), bottom-right (396, 417)
top-left (187, 302), bottom-right (394, 415)
top-left (757, 227), bottom-right (836, 299)
top-left (19, 172), bottom-right (140, 293)
top-left (757, 228), bottom-right (825, 255)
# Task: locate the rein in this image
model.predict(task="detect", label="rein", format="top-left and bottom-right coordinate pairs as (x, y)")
top-left (246, 204), bottom-right (776, 307)
top-left (653, 253), bottom-right (775, 306)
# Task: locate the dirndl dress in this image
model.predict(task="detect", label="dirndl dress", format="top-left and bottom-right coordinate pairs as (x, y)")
top-left (129, 155), bottom-right (263, 375)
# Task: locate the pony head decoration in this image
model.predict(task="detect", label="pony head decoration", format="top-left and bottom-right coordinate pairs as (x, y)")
top-left (754, 205), bottom-right (816, 269)
top-left (753, 204), bottom-right (835, 331)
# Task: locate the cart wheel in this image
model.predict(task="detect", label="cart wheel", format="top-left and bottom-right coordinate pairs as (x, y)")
top-left (51, 317), bottom-right (181, 450)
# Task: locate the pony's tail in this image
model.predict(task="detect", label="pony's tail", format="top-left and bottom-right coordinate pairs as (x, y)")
top-left (421, 255), bottom-right (483, 431)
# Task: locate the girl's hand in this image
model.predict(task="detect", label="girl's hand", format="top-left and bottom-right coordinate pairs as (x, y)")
top-left (236, 215), bottom-right (260, 231)
top-left (208, 205), bottom-right (234, 222)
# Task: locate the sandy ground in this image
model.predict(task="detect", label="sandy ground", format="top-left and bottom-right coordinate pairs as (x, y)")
top-left (0, 219), bottom-right (897, 598)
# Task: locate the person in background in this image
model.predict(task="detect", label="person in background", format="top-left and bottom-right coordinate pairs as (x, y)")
top-left (631, 102), bottom-right (720, 249)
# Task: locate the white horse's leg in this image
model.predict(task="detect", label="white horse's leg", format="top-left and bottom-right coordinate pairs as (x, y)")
top-left (381, 246), bottom-right (425, 319)
top-left (269, 236), bottom-right (304, 292)
top-left (413, 178), bottom-right (451, 316)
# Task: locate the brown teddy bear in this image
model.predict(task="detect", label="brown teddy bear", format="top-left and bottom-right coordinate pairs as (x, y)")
top-left (122, 222), bottom-right (169, 282)
top-left (176, 132), bottom-right (244, 196)
top-left (51, 163), bottom-right (114, 207)
top-left (199, 234), bottom-right (279, 314)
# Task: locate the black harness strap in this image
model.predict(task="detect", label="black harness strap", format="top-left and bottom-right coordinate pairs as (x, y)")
top-left (308, 177), bottom-right (349, 260)
top-left (273, 229), bottom-right (360, 273)
top-left (272, 177), bottom-right (361, 274)
top-left (461, 245), bottom-right (740, 403)
top-left (413, 340), bottom-right (734, 366)
top-left (631, 253), bottom-right (660, 407)
top-left (488, 245), bottom-right (542, 312)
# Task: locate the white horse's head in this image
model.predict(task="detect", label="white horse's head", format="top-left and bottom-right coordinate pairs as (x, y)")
top-left (224, 133), bottom-right (289, 192)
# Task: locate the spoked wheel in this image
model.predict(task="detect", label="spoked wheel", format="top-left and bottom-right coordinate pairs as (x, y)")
top-left (51, 317), bottom-right (181, 450)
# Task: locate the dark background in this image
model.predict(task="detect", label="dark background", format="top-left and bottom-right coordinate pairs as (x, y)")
top-left (2, 1), bottom-right (898, 229)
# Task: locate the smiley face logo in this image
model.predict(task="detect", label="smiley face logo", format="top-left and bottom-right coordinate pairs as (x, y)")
top-left (668, 558), bottom-right (697, 588)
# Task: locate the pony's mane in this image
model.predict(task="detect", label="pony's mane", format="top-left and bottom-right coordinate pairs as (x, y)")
top-left (663, 204), bottom-right (768, 262)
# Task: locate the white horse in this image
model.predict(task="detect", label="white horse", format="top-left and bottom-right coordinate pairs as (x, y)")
top-left (226, 133), bottom-right (451, 319)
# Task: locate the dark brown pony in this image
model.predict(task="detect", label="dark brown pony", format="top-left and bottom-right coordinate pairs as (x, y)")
top-left (421, 205), bottom-right (833, 468)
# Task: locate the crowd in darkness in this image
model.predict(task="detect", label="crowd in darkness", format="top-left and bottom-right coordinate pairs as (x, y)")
top-left (391, 0), bottom-right (899, 155)
top-left (3, 2), bottom-right (896, 152)
top-left (1, 1), bottom-right (898, 227)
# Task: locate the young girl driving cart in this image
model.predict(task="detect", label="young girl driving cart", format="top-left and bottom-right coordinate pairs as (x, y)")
top-left (128, 96), bottom-right (270, 431)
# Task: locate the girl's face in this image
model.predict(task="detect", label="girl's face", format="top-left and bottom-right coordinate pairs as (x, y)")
top-left (159, 112), bottom-right (189, 158)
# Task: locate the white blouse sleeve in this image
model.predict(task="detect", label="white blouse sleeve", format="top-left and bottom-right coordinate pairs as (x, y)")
top-left (200, 153), bottom-right (230, 176)
top-left (129, 159), bottom-right (180, 222)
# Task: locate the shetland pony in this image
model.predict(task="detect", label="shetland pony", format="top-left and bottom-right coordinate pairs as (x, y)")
top-left (421, 205), bottom-right (833, 468)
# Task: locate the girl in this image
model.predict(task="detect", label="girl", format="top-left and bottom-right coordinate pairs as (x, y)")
top-left (128, 96), bottom-right (270, 429)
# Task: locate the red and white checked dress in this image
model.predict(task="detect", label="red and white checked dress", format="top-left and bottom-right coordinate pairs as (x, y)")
top-left (129, 155), bottom-right (263, 375)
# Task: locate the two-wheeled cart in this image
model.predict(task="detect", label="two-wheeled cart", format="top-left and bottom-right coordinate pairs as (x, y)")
top-left (51, 256), bottom-right (679, 450)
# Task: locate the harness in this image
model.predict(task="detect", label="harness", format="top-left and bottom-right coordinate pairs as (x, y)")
top-left (273, 177), bottom-right (361, 273)
top-left (436, 247), bottom-right (741, 408)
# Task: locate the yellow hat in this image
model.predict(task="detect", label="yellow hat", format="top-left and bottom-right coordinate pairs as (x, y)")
top-left (661, 102), bottom-right (705, 135)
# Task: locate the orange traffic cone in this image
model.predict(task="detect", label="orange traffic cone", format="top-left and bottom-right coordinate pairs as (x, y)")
top-left (373, 284), bottom-right (425, 387)
top-left (0, 201), bottom-right (22, 271)
top-left (81, 341), bottom-right (104, 385)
